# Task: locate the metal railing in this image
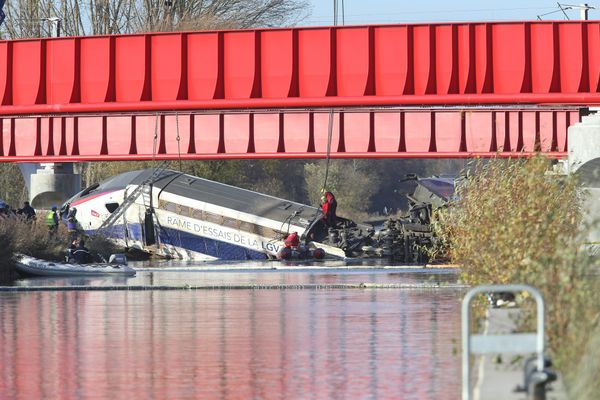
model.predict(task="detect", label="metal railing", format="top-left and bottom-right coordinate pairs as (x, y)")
top-left (461, 284), bottom-right (545, 400)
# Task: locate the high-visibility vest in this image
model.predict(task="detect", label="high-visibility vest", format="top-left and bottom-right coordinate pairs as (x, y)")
top-left (46, 211), bottom-right (57, 227)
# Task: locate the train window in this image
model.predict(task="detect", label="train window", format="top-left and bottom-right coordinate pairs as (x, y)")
top-left (105, 202), bottom-right (119, 213)
top-left (80, 183), bottom-right (100, 197)
top-left (161, 201), bottom-right (177, 212)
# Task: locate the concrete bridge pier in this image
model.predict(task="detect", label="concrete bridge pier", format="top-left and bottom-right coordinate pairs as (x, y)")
top-left (568, 110), bottom-right (600, 243)
top-left (19, 163), bottom-right (81, 210)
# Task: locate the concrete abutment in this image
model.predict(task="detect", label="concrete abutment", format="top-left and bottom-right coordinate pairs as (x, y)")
top-left (19, 163), bottom-right (81, 210)
top-left (568, 111), bottom-right (600, 243)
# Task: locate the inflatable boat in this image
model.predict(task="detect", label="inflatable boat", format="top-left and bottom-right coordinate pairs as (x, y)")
top-left (15, 254), bottom-right (136, 277)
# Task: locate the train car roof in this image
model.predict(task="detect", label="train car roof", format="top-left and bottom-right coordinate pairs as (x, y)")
top-left (130, 169), bottom-right (320, 227)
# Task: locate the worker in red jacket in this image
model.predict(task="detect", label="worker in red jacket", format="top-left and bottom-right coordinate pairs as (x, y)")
top-left (320, 191), bottom-right (337, 227)
top-left (284, 231), bottom-right (300, 248)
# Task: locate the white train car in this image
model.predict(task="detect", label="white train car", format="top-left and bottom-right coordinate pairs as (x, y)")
top-left (62, 169), bottom-right (339, 260)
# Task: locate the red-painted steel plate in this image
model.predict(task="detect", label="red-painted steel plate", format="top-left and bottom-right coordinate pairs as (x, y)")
top-left (80, 37), bottom-right (113, 103)
top-left (374, 26), bottom-right (411, 96)
top-left (77, 116), bottom-right (104, 156)
top-left (261, 30), bottom-right (295, 98)
top-left (187, 33), bottom-right (222, 100)
top-left (164, 114), bottom-right (192, 155)
top-left (283, 113), bottom-right (311, 153)
top-left (559, 24), bottom-right (587, 93)
top-left (12, 41), bottom-right (44, 105)
top-left (404, 112), bottom-right (433, 152)
top-left (46, 39), bottom-right (78, 104)
top-left (413, 26), bottom-right (435, 95)
top-left (0, 42), bottom-right (10, 105)
top-left (254, 113), bottom-right (281, 153)
top-left (13, 118), bottom-right (38, 156)
top-left (0, 21), bottom-right (598, 116)
top-left (193, 114), bottom-right (221, 154)
top-left (465, 112), bottom-right (493, 152)
top-left (313, 112), bottom-right (341, 153)
top-left (223, 32), bottom-right (258, 99)
top-left (435, 25), bottom-right (458, 95)
top-left (223, 114), bottom-right (251, 153)
top-left (343, 113), bottom-right (371, 152)
top-left (151, 34), bottom-right (185, 101)
top-left (435, 112), bottom-right (462, 152)
top-left (0, 108), bottom-right (578, 161)
top-left (135, 115), bottom-right (161, 156)
top-left (298, 28), bottom-right (334, 97)
top-left (336, 27), bottom-right (373, 96)
top-left (115, 35), bottom-right (149, 102)
top-left (373, 112), bottom-right (401, 152)
top-left (106, 116), bottom-right (134, 154)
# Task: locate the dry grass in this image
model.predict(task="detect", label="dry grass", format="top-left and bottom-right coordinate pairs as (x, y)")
top-left (433, 156), bottom-right (600, 398)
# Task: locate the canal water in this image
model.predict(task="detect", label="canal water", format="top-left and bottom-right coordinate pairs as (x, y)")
top-left (0, 261), bottom-right (463, 400)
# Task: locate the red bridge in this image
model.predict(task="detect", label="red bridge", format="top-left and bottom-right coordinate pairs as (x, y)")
top-left (1, 21), bottom-right (599, 161)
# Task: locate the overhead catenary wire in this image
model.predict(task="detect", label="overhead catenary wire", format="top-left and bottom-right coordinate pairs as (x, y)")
top-left (306, 5), bottom-right (592, 24)
top-left (309, 6), bottom-right (565, 20)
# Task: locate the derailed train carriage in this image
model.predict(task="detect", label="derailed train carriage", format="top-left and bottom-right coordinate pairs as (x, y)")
top-left (61, 166), bottom-right (454, 262)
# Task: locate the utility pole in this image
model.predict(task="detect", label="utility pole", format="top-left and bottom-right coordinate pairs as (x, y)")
top-left (580, 3), bottom-right (590, 20)
top-left (48, 17), bottom-right (61, 37)
top-left (333, 0), bottom-right (337, 26)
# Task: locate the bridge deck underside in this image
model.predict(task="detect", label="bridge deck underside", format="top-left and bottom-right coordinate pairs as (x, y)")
top-left (0, 108), bottom-right (578, 161)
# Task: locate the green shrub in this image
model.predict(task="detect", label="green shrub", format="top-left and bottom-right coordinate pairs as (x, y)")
top-left (0, 219), bottom-right (17, 283)
top-left (433, 156), bottom-right (600, 398)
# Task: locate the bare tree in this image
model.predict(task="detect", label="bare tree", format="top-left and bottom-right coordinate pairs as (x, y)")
top-left (1, 0), bottom-right (310, 38)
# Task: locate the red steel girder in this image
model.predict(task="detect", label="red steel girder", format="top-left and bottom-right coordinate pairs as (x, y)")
top-left (0, 21), bottom-right (599, 116)
top-left (0, 108), bottom-right (578, 162)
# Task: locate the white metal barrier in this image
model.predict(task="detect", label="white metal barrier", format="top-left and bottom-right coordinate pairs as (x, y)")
top-left (461, 284), bottom-right (545, 400)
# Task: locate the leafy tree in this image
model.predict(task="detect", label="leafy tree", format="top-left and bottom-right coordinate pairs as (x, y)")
top-left (304, 159), bottom-right (380, 219)
top-left (0, 164), bottom-right (27, 208)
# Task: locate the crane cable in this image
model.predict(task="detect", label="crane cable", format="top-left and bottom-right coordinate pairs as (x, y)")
top-left (323, 0), bottom-right (341, 193)
top-left (321, 109), bottom-right (334, 194)
top-left (152, 112), bottom-right (159, 164)
top-left (175, 112), bottom-right (183, 249)
top-left (175, 112), bottom-right (182, 172)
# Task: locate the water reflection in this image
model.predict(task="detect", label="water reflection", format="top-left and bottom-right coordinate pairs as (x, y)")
top-left (0, 281), bottom-right (462, 400)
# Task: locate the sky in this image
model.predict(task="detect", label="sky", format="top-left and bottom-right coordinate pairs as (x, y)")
top-left (302, 0), bottom-right (599, 26)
